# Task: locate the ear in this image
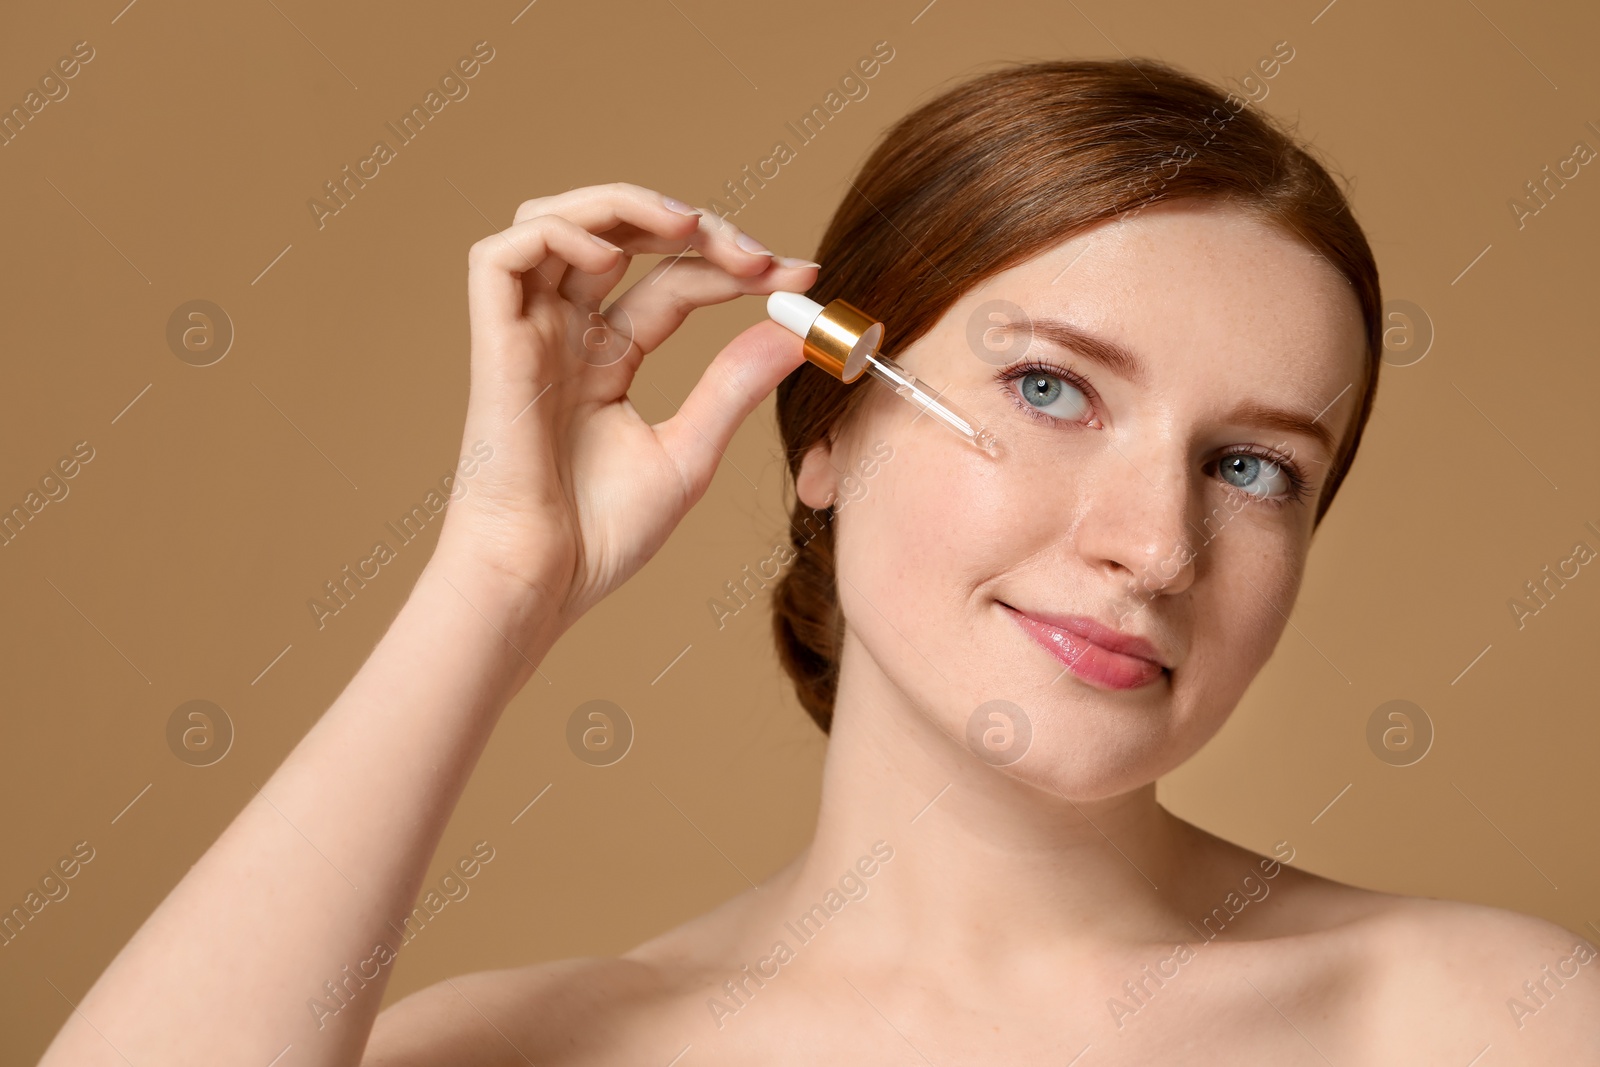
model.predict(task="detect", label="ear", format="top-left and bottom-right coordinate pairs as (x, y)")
top-left (794, 438), bottom-right (837, 511)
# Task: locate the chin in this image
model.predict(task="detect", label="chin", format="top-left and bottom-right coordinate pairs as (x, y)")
top-left (985, 712), bottom-right (1180, 802)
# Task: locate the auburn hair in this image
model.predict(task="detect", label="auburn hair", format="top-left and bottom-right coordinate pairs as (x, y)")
top-left (771, 57), bottom-right (1383, 734)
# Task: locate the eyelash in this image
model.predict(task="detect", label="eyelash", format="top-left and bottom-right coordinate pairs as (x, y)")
top-left (994, 358), bottom-right (1313, 507)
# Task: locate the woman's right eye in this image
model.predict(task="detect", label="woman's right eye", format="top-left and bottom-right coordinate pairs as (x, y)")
top-left (1013, 371), bottom-right (1092, 423)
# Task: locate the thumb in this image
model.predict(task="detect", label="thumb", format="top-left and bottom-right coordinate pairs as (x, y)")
top-left (655, 318), bottom-right (811, 500)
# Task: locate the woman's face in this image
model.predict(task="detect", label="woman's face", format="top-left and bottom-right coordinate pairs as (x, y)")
top-left (798, 199), bottom-right (1369, 799)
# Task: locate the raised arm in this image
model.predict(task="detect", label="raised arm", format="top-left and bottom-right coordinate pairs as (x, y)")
top-left (36, 182), bottom-right (816, 1067)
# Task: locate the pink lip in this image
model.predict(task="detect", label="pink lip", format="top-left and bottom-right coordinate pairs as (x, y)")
top-left (1001, 603), bottom-right (1168, 690)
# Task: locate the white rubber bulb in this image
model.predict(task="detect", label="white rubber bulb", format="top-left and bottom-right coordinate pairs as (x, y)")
top-left (767, 291), bottom-right (824, 339)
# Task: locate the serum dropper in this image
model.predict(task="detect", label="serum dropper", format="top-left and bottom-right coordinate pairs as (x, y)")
top-left (766, 292), bottom-right (1000, 457)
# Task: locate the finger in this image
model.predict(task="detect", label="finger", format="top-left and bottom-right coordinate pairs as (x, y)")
top-left (499, 184), bottom-right (778, 307)
top-left (653, 319), bottom-right (810, 504)
top-left (557, 211), bottom-right (787, 309)
top-left (598, 255), bottom-right (821, 370)
top-left (553, 244), bottom-right (634, 313)
top-left (467, 214), bottom-right (625, 351)
top-left (512, 181), bottom-right (707, 236)
top-left (502, 183), bottom-right (702, 313)
top-left (518, 183), bottom-right (705, 308)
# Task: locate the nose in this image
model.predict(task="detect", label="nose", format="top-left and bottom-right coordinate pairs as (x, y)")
top-left (1072, 440), bottom-right (1198, 606)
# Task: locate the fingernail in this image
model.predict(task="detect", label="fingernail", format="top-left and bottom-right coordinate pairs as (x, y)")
top-left (734, 231), bottom-right (774, 256)
top-left (590, 233), bottom-right (624, 252)
top-left (775, 256), bottom-right (822, 269)
top-left (661, 195), bottom-right (703, 217)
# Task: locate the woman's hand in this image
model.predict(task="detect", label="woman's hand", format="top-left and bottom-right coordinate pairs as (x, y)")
top-left (433, 182), bottom-right (818, 641)
top-left (34, 182), bottom-right (821, 1067)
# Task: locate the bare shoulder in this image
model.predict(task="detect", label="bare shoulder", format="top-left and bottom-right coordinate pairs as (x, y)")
top-left (361, 955), bottom-right (695, 1067)
top-left (1340, 892), bottom-right (1600, 1061)
top-left (361, 874), bottom-right (774, 1065)
top-left (1183, 829), bottom-right (1600, 1062)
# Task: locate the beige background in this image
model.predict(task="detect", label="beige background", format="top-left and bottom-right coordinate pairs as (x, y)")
top-left (2, 0), bottom-right (1597, 1059)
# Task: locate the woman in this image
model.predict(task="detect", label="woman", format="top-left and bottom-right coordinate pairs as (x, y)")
top-left (41, 58), bottom-right (1597, 1066)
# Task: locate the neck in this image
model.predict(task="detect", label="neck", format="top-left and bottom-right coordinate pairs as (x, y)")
top-left (764, 641), bottom-right (1211, 969)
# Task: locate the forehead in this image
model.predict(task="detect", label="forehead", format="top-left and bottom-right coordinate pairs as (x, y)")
top-left (963, 200), bottom-right (1367, 423)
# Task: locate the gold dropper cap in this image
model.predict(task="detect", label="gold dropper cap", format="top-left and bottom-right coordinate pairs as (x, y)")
top-left (767, 293), bottom-right (883, 383)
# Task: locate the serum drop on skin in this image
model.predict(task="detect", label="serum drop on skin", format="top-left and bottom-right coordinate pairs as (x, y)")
top-left (767, 291), bottom-right (1000, 457)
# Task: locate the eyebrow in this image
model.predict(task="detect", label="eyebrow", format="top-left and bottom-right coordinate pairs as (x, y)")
top-left (994, 315), bottom-right (1341, 458)
top-left (1220, 400), bottom-right (1338, 459)
top-left (999, 317), bottom-right (1151, 387)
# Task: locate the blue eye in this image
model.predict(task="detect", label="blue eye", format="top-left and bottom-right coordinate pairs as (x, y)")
top-left (1014, 370), bottom-right (1091, 422)
top-left (1218, 453), bottom-right (1292, 499)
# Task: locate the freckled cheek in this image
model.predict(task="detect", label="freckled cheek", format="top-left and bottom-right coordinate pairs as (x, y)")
top-left (835, 448), bottom-right (1051, 627)
top-left (1190, 538), bottom-right (1305, 692)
